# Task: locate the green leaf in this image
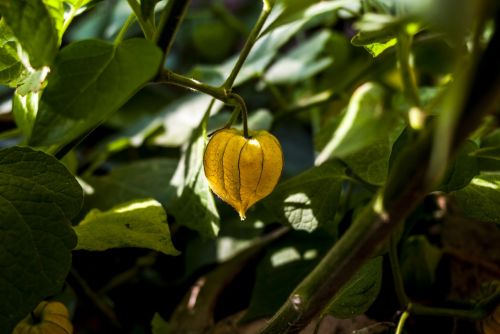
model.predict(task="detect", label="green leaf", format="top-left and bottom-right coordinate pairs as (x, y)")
top-left (0, 0), bottom-right (59, 68)
top-left (439, 140), bottom-right (479, 192)
top-left (243, 231), bottom-right (333, 322)
top-left (362, 37), bottom-right (397, 57)
top-left (316, 83), bottom-right (403, 185)
top-left (266, 0), bottom-right (361, 34)
top-left (83, 158), bottom-right (179, 210)
top-left (325, 257), bottom-right (383, 318)
top-left (151, 313), bottom-right (170, 334)
top-left (263, 161), bottom-right (345, 232)
top-left (0, 146), bottom-right (82, 334)
top-left (29, 38), bottom-right (163, 146)
top-left (265, 30), bottom-right (333, 84)
top-left (450, 174), bottom-right (500, 224)
top-left (351, 14), bottom-right (407, 46)
top-left (170, 108), bottom-right (220, 239)
top-left (42, 0), bottom-right (65, 39)
top-left (74, 198), bottom-right (179, 255)
top-left (400, 235), bottom-right (442, 296)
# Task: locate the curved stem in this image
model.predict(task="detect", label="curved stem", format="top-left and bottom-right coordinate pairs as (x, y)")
top-left (222, 0), bottom-right (274, 90)
top-left (395, 310), bottom-right (409, 334)
top-left (127, 0), bottom-right (155, 39)
top-left (157, 70), bottom-right (248, 131)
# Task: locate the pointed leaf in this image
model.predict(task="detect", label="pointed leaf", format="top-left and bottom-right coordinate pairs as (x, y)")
top-left (326, 257), bottom-right (383, 318)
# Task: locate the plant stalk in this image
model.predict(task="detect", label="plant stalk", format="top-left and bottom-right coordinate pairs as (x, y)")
top-left (260, 11), bottom-right (500, 334)
top-left (156, 0), bottom-right (191, 65)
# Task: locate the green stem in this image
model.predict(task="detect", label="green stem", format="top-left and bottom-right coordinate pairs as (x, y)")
top-left (0, 128), bottom-right (21, 140)
top-left (157, 69), bottom-right (248, 136)
top-left (222, 0), bottom-right (274, 90)
top-left (114, 13), bottom-right (136, 45)
top-left (395, 310), bottom-right (409, 334)
top-left (396, 32), bottom-right (420, 108)
top-left (389, 236), bottom-right (410, 307)
top-left (410, 303), bottom-right (488, 320)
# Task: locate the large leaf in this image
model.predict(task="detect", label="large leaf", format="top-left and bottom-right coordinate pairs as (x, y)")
top-left (265, 30), bottom-right (333, 84)
top-left (400, 235), bottom-right (442, 297)
top-left (325, 257), bottom-right (383, 318)
top-left (316, 82), bottom-right (386, 162)
top-left (83, 158), bottom-right (178, 210)
top-left (263, 161), bottom-right (345, 232)
top-left (450, 174), bottom-right (500, 224)
top-left (29, 38), bottom-right (163, 146)
top-left (242, 231), bottom-right (333, 322)
top-left (0, 0), bottom-right (59, 68)
top-left (170, 108), bottom-right (220, 238)
top-left (0, 147), bottom-right (82, 333)
top-left (74, 198), bottom-right (179, 255)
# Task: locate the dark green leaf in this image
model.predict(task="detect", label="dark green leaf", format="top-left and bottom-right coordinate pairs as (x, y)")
top-left (29, 38), bottom-right (163, 146)
top-left (83, 158), bottom-right (179, 210)
top-left (450, 174), bottom-right (500, 224)
top-left (170, 108), bottom-right (220, 239)
top-left (439, 140), bottom-right (479, 192)
top-left (400, 235), bottom-right (442, 296)
top-left (0, 146), bottom-right (82, 333)
top-left (242, 231), bottom-right (333, 322)
top-left (263, 161), bottom-right (345, 232)
top-left (0, 0), bottom-right (59, 68)
top-left (325, 257), bottom-right (383, 318)
top-left (74, 198), bottom-right (179, 255)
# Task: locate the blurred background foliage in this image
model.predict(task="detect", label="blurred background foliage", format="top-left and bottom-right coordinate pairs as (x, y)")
top-left (0, 0), bottom-right (499, 333)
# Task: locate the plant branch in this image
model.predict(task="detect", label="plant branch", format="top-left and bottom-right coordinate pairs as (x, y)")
top-left (260, 10), bottom-right (500, 334)
top-left (222, 0), bottom-right (274, 90)
top-left (157, 69), bottom-right (249, 135)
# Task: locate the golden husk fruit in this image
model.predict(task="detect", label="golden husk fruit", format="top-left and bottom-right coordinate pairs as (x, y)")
top-left (13, 301), bottom-right (73, 334)
top-left (203, 128), bottom-right (283, 220)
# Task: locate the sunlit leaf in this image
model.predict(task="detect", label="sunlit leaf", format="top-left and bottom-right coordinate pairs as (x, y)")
top-left (75, 198), bottom-right (179, 255)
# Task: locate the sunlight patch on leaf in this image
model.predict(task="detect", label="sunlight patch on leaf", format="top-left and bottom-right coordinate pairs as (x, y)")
top-left (75, 198), bottom-right (179, 255)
